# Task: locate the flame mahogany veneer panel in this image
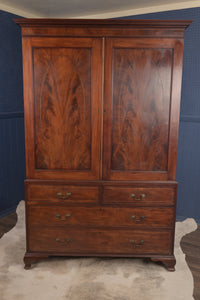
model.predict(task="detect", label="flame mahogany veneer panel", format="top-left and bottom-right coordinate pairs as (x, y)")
top-left (33, 47), bottom-right (92, 171)
top-left (21, 37), bottom-right (102, 180)
top-left (111, 48), bottom-right (172, 172)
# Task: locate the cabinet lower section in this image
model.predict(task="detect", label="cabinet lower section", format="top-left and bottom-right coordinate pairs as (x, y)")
top-left (24, 180), bottom-right (177, 271)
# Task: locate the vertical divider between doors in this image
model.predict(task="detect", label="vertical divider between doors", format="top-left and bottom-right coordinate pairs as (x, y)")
top-left (102, 38), bottom-right (113, 180)
top-left (99, 37), bottom-right (105, 181)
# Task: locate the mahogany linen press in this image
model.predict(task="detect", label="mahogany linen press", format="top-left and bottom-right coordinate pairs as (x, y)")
top-left (15, 19), bottom-right (191, 270)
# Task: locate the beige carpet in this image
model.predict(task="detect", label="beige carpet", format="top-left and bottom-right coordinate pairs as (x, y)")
top-left (0, 201), bottom-right (197, 300)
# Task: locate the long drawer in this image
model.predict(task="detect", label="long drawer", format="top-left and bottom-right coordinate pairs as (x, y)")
top-left (103, 186), bottom-right (176, 206)
top-left (27, 205), bottom-right (174, 228)
top-left (27, 184), bottom-right (99, 203)
top-left (28, 227), bottom-right (173, 255)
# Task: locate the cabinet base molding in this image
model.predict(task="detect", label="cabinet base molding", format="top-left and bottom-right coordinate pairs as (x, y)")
top-left (24, 252), bottom-right (176, 271)
top-left (24, 252), bottom-right (50, 270)
top-left (151, 255), bottom-right (176, 271)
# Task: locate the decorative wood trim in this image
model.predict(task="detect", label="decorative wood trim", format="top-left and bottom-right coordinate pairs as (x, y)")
top-left (14, 18), bottom-right (192, 29)
top-left (25, 179), bottom-right (178, 187)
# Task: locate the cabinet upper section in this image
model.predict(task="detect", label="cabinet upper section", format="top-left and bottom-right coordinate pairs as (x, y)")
top-left (15, 19), bottom-right (192, 38)
top-left (16, 19), bottom-right (191, 181)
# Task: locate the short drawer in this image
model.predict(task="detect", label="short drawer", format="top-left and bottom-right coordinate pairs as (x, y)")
top-left (27, 184), bottom-right (99, 203)
top-left (28, 227), bottom-right (173, 255)
top-left (103, 187), bottom-right (176, 206)
top-left (27, 205), bottom-right (174, 228)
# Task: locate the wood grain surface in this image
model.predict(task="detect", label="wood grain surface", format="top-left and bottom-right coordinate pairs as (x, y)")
top-left (34, 47), bottom-right (91, 170)
top-left (103, 186), bottom-right (176, 206)
top-left (22, 37), bottom-right (102, 180)
top-left (111, 48), bottom-right (172, 172)
top-left (28, 226), bottom-right (173, 254)
top-left (27, 205), bottom-right (174, 228)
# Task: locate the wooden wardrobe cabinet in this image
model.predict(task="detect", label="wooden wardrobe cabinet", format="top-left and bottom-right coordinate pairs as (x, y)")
top-left (15, 19), bottom-right (191, 270)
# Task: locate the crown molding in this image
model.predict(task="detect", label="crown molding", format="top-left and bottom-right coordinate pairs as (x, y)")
top-left (0, 0), bottom-right (199, 19)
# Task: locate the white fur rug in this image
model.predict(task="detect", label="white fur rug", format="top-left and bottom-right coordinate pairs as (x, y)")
top-left (0, 201), bottom-right (197, 300)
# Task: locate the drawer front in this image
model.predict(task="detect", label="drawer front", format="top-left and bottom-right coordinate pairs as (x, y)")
top-left (103, 187), bottom-right (176, 206)
top-left (28, 227), bottom-right (173, 255)
top-left (28, 205), bottom-right (174, 228)
top-left (27, 184), bottom-right (99, 203)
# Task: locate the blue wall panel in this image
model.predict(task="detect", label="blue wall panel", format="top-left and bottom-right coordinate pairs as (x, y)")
top-left (176, 121), bottom-right (200, 221)
top-left (0, 10), bottom-right (25, 216)
top-left (120, 7), bottom-right (200, 222)
top-left (0, 117), bottom-right (25, 214)
top-left (0, 10), bottom-right (23, 113)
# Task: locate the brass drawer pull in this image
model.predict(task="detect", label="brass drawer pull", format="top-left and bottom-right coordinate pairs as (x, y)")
top-left (131, 215), bottom-right (145, 222)
top-left (56, 238), bottom-right (71, 243)
top-left (55, 213), bottom-right (71, 220)
top-left (57, 192), bottom-right (72, 199)
top-left (130, 239), bottom-right (144, 247)
top-left (130, 193), bottom-right (146, 201)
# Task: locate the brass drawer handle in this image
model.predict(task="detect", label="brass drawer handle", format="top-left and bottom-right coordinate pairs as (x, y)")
top-left (130, 239), bottom-right (144, 247)
top-left (130, 193), bottom-right (146, 201)
top-left (57, 192), bottom-right (72, 199)
top-left (56, 238), bottom-right (71, 243)
top-left (55, 213), bottom-right (71, 220)
top-left (131, 215), bottom-right (145, 222)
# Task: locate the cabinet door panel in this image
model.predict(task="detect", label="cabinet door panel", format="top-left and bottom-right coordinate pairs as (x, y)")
top-left (34, 47), bottom-right (91, 171)
top-left (103, 38), bottom-right (183, 180)
top-left (23, 38), bottom-right (102, 180)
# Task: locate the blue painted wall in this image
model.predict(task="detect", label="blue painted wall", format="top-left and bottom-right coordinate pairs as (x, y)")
top-left (0, 10), bottom-right (25, 217)
top-left (0, 8), bottom-right (200, 223)
top-left (120, 7), bottom-right (200, 223)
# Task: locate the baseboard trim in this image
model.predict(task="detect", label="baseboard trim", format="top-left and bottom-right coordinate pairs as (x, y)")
top-left (0, 111), bottom-right (24, 119)
top-left (0, 205), bottom-right (17, 218)
top-left (180, 115), bottom-right (200, 123)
